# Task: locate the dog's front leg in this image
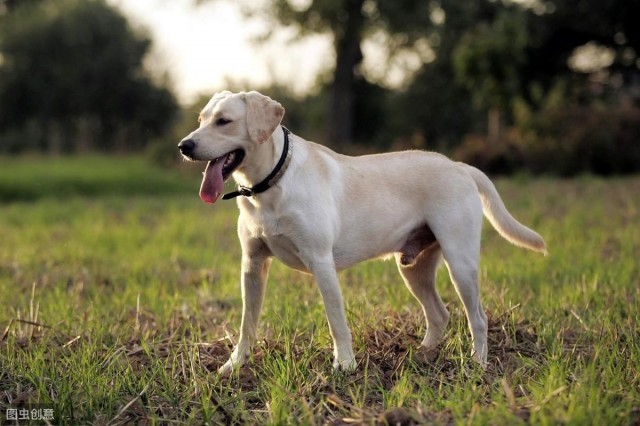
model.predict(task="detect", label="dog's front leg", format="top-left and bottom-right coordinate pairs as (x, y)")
top-left (219, 240), bottom-right (271, 375)
top-left (309, 258), bottom-right (356, 371)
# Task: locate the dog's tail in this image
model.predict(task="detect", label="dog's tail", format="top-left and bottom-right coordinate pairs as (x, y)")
top-left (464, 164), bottom-right (547, 254)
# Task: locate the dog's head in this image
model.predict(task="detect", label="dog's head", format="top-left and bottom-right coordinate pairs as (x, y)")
top-left (178, 91), bottom-right (285, 203)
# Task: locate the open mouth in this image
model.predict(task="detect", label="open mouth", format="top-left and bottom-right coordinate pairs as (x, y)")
top-left (219, 149), bottom-right (245, 180)
top-left (199, 149), bottom-right (245, 204)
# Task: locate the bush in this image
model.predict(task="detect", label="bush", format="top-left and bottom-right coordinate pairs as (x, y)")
top-left (454, 106), bottom-right (640, 176)
top-left (521, 106), bottom-right (640, 175)
top-left (453, 130), bottom-right (525, 176)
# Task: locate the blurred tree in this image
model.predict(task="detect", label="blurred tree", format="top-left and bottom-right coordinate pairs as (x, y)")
top-left (404, 0), bottom-right (640, 150)
top-left (524, 0), bottom-right (640, 92)
top-left (192, 0), bottom-right (640, 175)
top-left (0, 0), bottom-right (178, 153)
top-left (453, 9), bottom-right (528, 142)
top-left (239, 0), bottom-right (435, 148)
top-left (0, 0), bottom-right (44, 13)
top-left (388, 0), bottom-right (497, 150)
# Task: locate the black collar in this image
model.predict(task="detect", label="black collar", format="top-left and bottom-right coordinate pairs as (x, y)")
top-left (222, 126), bottom-right (292, 200)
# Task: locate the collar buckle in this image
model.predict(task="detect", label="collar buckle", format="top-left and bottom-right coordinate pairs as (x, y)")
top-left (238, 187), bottom-right (255, 197)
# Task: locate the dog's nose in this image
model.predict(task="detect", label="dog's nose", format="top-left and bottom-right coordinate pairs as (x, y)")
top-left (178, 139), bottom-right (195, 155)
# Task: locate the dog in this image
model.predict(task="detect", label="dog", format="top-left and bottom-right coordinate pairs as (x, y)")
top-left (178, 90), bottom-right (547, 374)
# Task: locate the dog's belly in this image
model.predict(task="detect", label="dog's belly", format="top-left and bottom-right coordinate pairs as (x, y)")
top-left (263, 233), bottom-right (384, 273)
top-left (331, 223), bottom-right (438, 270)
top-left (263, 224), bottom-right (437, 273)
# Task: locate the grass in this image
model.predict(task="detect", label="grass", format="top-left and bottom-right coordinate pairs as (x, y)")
top-left (0, 155), bottom-right (639, 425)
top-left (0, 155), bottom-right (195, 202)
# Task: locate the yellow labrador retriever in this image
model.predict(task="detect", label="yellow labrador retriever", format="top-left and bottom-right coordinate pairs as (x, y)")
top-left (178, 90), bottom-right (546, 374)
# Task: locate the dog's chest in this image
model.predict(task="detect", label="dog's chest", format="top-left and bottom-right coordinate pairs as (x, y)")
top-left (263, 234), bottom-right (309, 272)
top-left (242, 207), bottom-right (309, 272)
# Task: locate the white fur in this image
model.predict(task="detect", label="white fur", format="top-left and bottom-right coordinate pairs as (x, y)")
top-left (180, 91), bottom-right (547, 374)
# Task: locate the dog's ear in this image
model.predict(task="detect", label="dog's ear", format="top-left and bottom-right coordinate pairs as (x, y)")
top-left (243, 91), bottom-right (285, 144)
top-left (213, 90), bottom-right (232, 99)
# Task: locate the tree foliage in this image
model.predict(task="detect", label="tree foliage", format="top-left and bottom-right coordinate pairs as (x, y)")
top-left (0, 0), bottom-right (178, 153)
top-left (453, 10), bottom-right (528, 114)
top-left (247, 0), bottom-right (435, 147)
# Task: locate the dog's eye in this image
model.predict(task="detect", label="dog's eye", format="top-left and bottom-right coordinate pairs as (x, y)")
top-left (215, 117), bottom-right (232, 126)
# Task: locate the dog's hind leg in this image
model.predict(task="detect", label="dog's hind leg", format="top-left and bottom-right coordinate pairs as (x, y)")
top-left (443, 253), bottom-right (488, 366)
top-left (219, 238), bottom-right (272, 375)
top-left (438, 213), bottom-right (489, 366)
top-left (396, 245), bottom-right (449, 350)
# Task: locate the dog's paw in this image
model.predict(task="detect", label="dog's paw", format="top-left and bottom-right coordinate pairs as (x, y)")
top-left (471, 349), bottom-right (488, 369)
top-left (218, 359), bottom-right (240, 376)
top-left (218, 344), bottom-right (251, 376)
top-left (217, 361), bottom-right (234, 376)
top-left (413, 345), bottom-right (440, 364)
top-left (218, 351), bottom-right (247, 376)
top-left (333, 356), bottom-right (357, 373)
top-left (420, 333), bottom-right (444, 350)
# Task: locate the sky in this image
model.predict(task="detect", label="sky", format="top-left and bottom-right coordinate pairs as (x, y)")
top-left (107, 0), bottom-right (333, 104)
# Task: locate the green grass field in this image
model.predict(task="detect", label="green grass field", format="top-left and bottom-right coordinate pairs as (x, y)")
top-left (1, 156), bottom-right (638, 425)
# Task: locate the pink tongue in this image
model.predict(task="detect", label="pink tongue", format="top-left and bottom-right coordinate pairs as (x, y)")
top-left (199, 158), bottom-right (225, 204)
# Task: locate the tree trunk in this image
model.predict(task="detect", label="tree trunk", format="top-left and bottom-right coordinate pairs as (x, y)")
top-left (488, 107), bottom-right (501, 144)
top-left (328, 0), bottom-right (364, 149)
